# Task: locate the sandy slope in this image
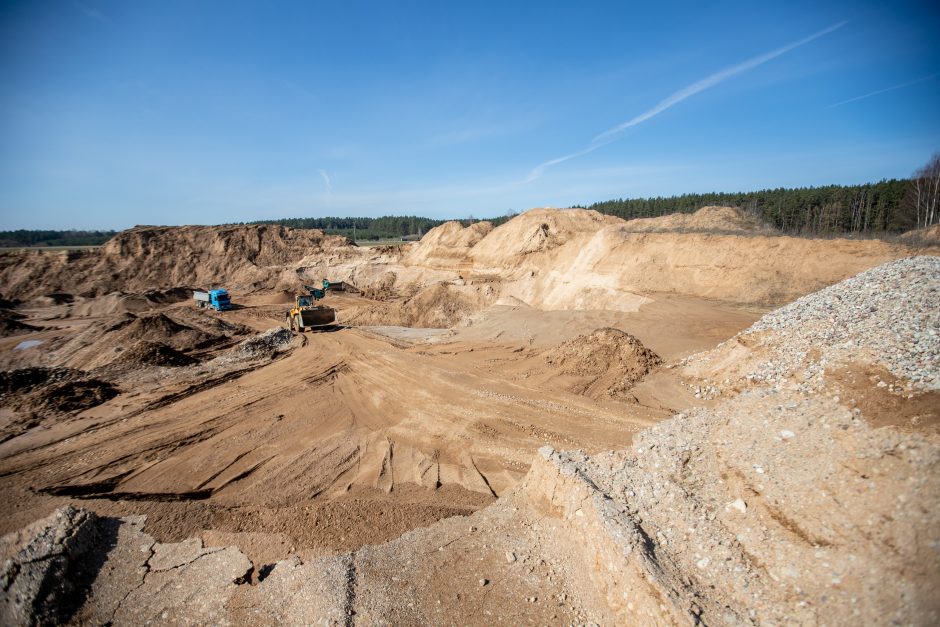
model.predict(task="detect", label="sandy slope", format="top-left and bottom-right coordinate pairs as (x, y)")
top-left (1, 210), bottom-right (938, 624)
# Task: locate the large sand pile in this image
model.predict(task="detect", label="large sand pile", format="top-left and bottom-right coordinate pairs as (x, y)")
top-left (899, 223), bottom-right (940, 246)
top-left (393, 208), bottom-right (934, 310)
top-left (343, 281), bottom-right (498, 328)
top-left (402, 220), bottom-right (493, 268)
top-left (0, 225), bottom-right (350, 300)
top-left (53, 310), bottom-right (248, 370)
top-left (622, 205), bottom-right (776, 234)
top-left (1, 211), bottom-right (934, 322)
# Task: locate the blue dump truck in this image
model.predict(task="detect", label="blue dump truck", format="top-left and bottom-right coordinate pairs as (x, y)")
top-left (193, 289), bottom-right (232, 311)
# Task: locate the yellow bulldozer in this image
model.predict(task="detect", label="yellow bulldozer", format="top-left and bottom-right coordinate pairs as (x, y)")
top-left (286, 282), bottom-right (337, 332)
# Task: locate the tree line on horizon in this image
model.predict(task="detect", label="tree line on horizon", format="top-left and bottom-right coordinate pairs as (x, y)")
top-left (588, 153), bottom-right (940, 236)
top-left (587, 180), bottom-right (910, 235)
top-left (3, 154), bottom-right (938, 246)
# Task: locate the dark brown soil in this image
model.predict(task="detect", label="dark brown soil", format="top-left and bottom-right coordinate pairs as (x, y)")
top-left (114, 341), bottom-right (198, 367)
top-left (0, 309), bottom-right (39, 336)
top-left (0, 367), bottom-right (118, 415)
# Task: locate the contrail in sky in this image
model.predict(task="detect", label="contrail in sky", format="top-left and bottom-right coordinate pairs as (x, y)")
top-left (319, 169), bottom-right (333, 194)
top-left (526, 21), bottom-right (847, 182)
top-left (827, 72), bottom-right (939, 108)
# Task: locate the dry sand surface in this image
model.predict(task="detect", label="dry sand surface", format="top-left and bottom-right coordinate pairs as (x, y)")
top-left (1, 207), bottom-right (938, 625)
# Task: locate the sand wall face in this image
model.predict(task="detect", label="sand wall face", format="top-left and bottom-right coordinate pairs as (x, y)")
top-left (397, 208), bottom-right (936, 311)
top-left (1, 209), bottom-right (935, 312)
top-left (0, 224), bottom-right (350, 300)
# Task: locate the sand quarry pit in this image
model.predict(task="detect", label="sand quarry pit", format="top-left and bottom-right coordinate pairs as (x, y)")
top-left (0, 207), bottom-right (938, 624)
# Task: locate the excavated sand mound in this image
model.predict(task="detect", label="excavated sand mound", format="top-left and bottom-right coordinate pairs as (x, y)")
top-left (544, 328), bottom-right (662, 398)
top-left (344, 281), bottom-right (497, 328)
top-left (54, 311), bottom-right (243, 370)
top-left (392, 208), bottom-right (933, 309)
top-left (0, 225), bottom-right (350, 300)
top-left (899, 223), bottom-right (940, 246)
top-left (114, 341), bottom-right (198, 367)
top-left (623, 205), bottom-right (777, 234)
top-left (403, 220), bottom-right (493, 267)
top-left (1, 211), bottom-right (935, 319)
top-left (69, 287), bottom-right (191, 317)
top-left (0, 309), bottom-right (39, 336)
top-left (0, 367), bottom-right (117, 419)
top-left (469, 208), bottom-right (621, 266)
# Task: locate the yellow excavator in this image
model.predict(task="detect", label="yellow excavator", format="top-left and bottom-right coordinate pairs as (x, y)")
top-left (286, 282), bottom-right (337, 332)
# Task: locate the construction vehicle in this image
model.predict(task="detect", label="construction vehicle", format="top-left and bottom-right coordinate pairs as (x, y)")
top-left (193, 288), bottom-right (232, 311)
top-left (322, 278), bottom-right (360, 294)
top-left (286, 283), bottom-right (336, 332)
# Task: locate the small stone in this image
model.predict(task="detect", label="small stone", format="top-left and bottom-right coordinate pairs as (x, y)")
top-left (505, 551), bottom-right (516, 563)
top-left (479, 578), bottom-right (488, 586)
top-left (696, 557), bottom-right (710, 569)
top-left (780, 430), bottom-right (795, 439)
top-left (730, 498), bottom-right (747, 513)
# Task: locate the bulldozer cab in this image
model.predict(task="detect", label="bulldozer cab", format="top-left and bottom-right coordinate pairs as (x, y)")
top-left (297, 295), bottom-right (313, 308)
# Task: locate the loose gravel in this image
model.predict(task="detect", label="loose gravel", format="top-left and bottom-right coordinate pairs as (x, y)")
top-left (686, 256), bottom-right (940, 390)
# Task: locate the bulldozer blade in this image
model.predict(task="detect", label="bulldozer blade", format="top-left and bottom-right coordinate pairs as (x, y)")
top-left (299, 307), bottom-right (337, 329)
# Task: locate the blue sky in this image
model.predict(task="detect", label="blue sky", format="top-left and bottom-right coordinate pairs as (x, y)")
top-left (1, 1), bottom-right (939, 229)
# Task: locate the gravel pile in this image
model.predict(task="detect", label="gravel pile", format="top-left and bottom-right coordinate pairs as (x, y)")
top-left (687, 256), bottom-right (940, 390)
top-left (570, 385), bottom-right (940, 625)
top-left (213, 328), bottom-right (297, 365)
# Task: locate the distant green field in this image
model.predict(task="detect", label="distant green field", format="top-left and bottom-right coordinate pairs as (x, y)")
top-left (354, 239), bottom-right (409, 248)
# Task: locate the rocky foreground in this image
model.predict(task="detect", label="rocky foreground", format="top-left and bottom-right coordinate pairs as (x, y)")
top-left (2, 257), bottom-right (938, 625)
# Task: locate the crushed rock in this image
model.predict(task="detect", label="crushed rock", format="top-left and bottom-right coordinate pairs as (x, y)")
top-left (0, 506), bottom-right (106, 625)
top-left (528, 386), bottom-right (940, 625)
top-left (684, 256), bottom-right (940, 391)
top-left (213, 327), bottom-right (298, 364)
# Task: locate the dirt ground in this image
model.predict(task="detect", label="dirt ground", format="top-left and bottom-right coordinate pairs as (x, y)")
top-left (0, 287), bottom-right (759, 565)
top-left (1, 208), bottom-right (936, 624)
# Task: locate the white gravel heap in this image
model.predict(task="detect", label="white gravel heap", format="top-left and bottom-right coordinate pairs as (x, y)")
top-left (211, 327), bottom-right (296, 365)
top-left (739, 256), bottom-right (939, 389)
top-left (232, 327), bottom-right (295, 357)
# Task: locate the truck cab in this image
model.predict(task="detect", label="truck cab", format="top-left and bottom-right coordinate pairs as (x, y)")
top-left (194, 288), bottom-right (232, 311)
